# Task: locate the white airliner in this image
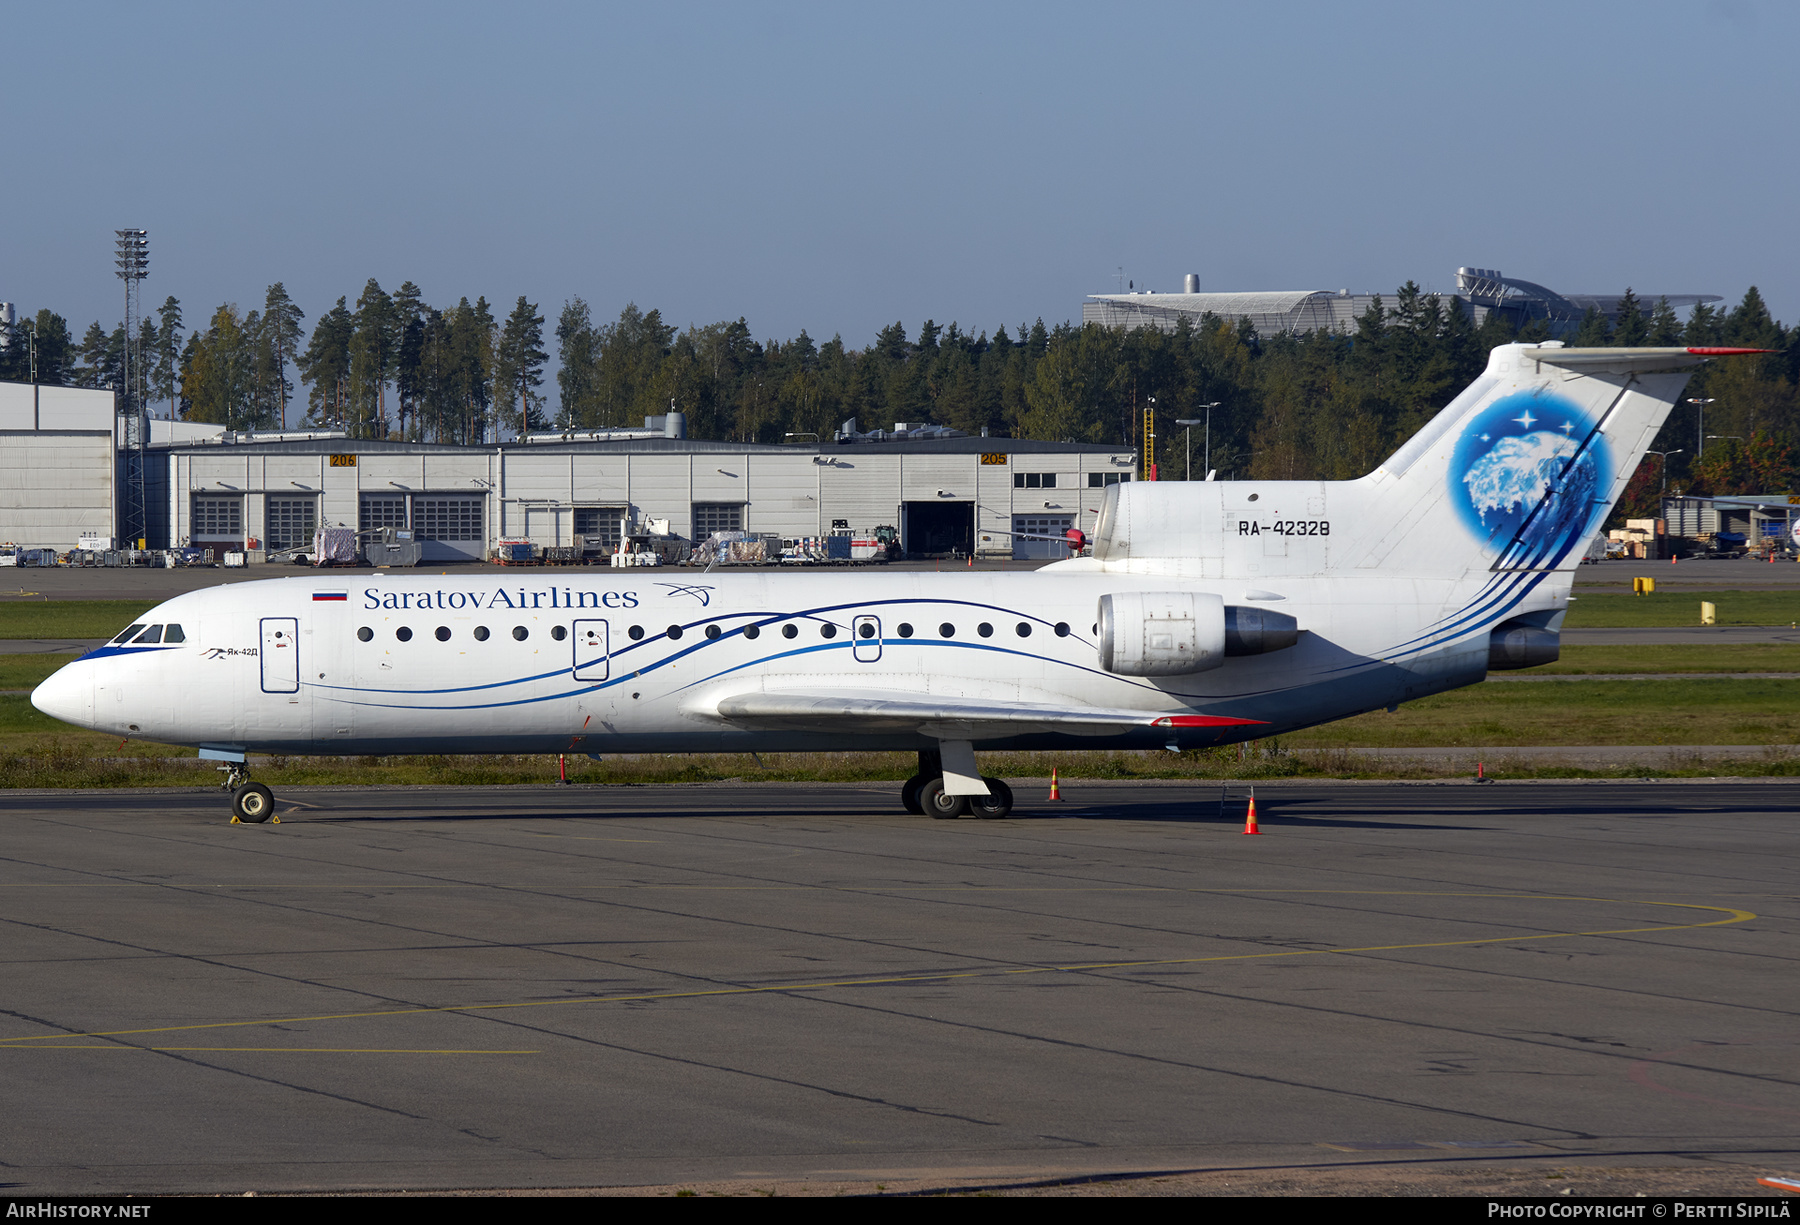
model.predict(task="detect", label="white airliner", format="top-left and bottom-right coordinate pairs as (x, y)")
top-left (33, 343), bottom-right (1754, 822)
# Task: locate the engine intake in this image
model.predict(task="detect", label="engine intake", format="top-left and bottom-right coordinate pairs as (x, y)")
top-left (1098, 592), bottom-right (1225, 676)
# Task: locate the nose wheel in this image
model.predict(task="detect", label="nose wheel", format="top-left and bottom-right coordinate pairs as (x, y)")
top-left (232, 783), bottom-right (276, 823)
top-left (218, 762), bottom-right (278, 824)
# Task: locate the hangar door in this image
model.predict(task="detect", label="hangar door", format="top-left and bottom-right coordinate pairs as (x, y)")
top-left (413, 495), bottom-right (485, 561)
top-left (1011, 515), bottom-right (1073, 560)
top-left (902, 502), bottom-right (972, 558)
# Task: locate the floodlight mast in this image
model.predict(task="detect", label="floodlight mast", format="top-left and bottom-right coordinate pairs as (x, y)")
top-left (1177, 403), bottom-right (1220, 481)
top-left (114, 229), bottom-right (149, 413)
top-left (114, 229), bottom-right (149, 549)
top-left (1687, 397), bottom-right (1714, 458)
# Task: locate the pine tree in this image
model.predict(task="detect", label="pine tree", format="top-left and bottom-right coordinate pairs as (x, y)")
top-left (153, 297), bottom-right (183, 416)
top-left (1724, 287), bottom-right (1781, 350)
top-left (555, 297), bottom-right (598, 427)
top-left (391, 282), bottom-right (426, 437)
top-left (77, 321), bottom-right (110, 389)
top-left (260, 284), bottom-right (305, 430)
top-left (349, 279), bottom-right (397, 438)
top-left (182, 305), bottom-right (254, 428)
top-left (495, 296), bottom-right (549, 439)
top-left (1612, 289), bottom-right (1646, 346)
top-left (1685, 302), bottom-right (1721, 346)
top-left (1646, 297), bottom-right (1683, 346)
top-left (298, 298), bottom-right (354, 427)
top-left (1571, 307), bottom-right (1612, 347)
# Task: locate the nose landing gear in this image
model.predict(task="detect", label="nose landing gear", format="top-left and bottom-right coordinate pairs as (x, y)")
top-left (218, 762), bottom-right (278, 824)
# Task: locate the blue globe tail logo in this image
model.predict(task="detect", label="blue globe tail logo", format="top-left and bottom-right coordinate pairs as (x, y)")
top-left (1449, 392), bottom-right (1609, 570)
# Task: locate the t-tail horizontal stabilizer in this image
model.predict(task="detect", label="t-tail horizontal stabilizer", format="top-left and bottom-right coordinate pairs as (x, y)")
top-left (1363, 344), bottom-right (1767, 576)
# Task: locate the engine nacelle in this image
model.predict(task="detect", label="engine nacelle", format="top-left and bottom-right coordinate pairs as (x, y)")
top-left (1224, 605), bottom-right (1300, 656)
top-left (1097, 591), bottom-right (1227, 676)
top-left (1488, 622), bottom-right (1560, 670)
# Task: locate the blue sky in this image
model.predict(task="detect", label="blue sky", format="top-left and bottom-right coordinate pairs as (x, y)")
top-left (7, 1), bottom-right (1796, 350)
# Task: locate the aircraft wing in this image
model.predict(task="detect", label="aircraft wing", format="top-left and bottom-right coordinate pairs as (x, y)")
top-left (710, 689), bottom-right (1263, 739)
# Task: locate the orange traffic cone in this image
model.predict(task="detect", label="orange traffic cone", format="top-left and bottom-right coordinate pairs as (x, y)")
top-left (1048, 767), bottom-right (1063, 801)
top-left (1242, 796), bottom-right (1261, 835)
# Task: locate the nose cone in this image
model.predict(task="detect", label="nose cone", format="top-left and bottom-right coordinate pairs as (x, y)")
top-left (32, 662), bottom-right (95, 729)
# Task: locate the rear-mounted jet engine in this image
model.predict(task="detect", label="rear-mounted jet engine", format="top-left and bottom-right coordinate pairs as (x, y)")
top-left (1097, 592), bottom-right (1299, 677)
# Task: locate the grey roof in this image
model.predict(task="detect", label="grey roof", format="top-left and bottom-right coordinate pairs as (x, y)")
top-left (1088, 291), bottom-right (1333, 314)
top-left (1665, 493), bottom-right (1799, 510)
top-left (157, 435), bottom-right (1123, 458)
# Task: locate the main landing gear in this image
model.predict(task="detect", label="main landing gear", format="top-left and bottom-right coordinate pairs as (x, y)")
top-left (218, 761), bottom-right (277, 824)
top-left (900, 749), bottom-right (1014, 819)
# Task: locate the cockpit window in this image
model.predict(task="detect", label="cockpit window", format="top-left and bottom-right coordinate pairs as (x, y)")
top-left (134, 625), bottom-right (164, 644)
top-left (163, 624), bottom-right (185, 643)
top-left (112, 624), bottom-right (146, 644)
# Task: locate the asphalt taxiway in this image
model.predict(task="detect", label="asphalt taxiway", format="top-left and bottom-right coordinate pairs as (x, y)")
top-left (0, 780), bottom-right (1794, 1194)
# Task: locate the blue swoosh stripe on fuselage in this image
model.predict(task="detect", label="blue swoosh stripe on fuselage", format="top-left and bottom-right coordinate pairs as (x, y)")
top-left (316, 597), bottom-right (1091, 697)
top-left (78, 644), bottom-right (184, 662)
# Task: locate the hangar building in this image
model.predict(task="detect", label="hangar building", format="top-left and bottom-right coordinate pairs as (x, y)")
top-left (1083, 267), bottom-right (1722, 339)
top-left (0, 377), bottom-right (1138, 561)
top-left (153, 433), bottom-right (1136, 562)
top-left (0, 381), bottom-right (118, 548)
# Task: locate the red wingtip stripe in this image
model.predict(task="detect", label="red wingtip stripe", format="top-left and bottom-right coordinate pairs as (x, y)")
top-left (1686, 347), bottom-right (1777, 356)
top-left (1153, 714), bottom-right (1268, 728)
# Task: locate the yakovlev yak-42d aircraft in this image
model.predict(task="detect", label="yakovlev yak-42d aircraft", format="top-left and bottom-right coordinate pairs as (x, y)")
top-left (33, 343), bottom-right (1760, 822)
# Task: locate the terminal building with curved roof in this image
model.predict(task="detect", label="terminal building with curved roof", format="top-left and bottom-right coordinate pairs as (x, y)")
top-left (1082, 267), bottom-right (1722, 339)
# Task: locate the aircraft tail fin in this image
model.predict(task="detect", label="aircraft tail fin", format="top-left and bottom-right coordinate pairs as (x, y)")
top-left (1352, 344), bottom-right (1764, 575)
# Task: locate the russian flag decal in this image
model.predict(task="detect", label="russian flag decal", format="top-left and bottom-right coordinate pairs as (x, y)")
top-left (313, 591), bottom-right (348, 602)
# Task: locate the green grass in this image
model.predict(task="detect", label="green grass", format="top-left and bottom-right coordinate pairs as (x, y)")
top-left (1538, 644), bottom-right (1800, 673)
top-left (4, 673), bottom-right (1798, 790)
top-left (0, 600), bottom-right (155, 640)
top-left (2, 741), bottom-right (1796, 791)
top-left (1283, 678), bottom-right (1800, 748)
top-left (0, 653), bottom-right (81, 690)
top-left (1565, 589), bottom-right (1800, 628)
